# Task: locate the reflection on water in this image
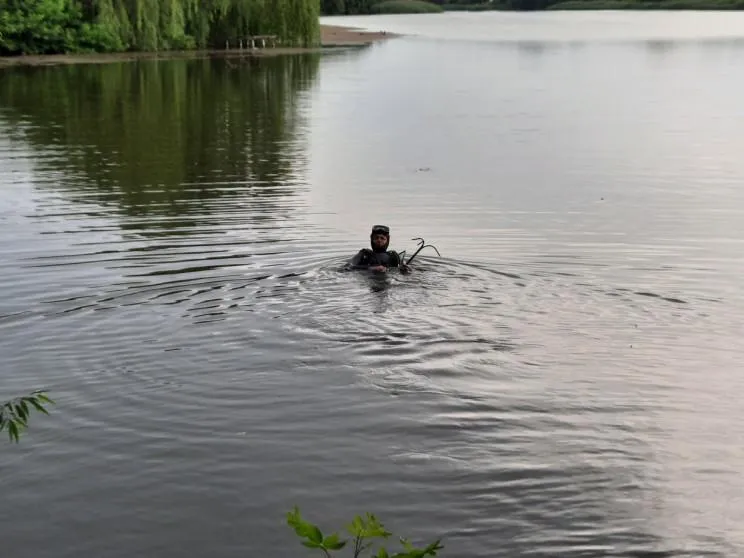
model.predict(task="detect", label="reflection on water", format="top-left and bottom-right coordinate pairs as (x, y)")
top-left (0, 55), bottom-right (320, 235)
top-left (0, 54), bottom-right (325, 323)
top-left (2, 15), bottom-right (744, 558)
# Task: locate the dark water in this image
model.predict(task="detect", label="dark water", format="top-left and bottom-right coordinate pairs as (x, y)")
top-left (2, 12), bottom-right (744, 558)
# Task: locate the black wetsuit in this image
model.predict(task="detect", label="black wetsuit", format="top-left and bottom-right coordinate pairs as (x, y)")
top-left (348, 248), bottom-right (405, 270)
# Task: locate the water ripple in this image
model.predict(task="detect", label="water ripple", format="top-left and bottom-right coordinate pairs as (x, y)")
top-left (3, 36), bottom-right (744, 558)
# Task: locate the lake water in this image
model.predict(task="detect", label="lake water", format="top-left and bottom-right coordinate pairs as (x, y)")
top-left (2, 11), bottom-right (744, 558)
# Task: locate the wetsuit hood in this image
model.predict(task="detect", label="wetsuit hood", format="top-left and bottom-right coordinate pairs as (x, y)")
top-left (370, 224), bottom-right (390, 253)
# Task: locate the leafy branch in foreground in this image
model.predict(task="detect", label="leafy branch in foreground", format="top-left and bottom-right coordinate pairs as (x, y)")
top-left (0, 391), bottom-right (54, 443)
top-left (287, 506), bottom-right (444, 558)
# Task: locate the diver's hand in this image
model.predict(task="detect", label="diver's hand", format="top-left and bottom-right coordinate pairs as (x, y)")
top-left (370, 265), bottom-right (387, 273)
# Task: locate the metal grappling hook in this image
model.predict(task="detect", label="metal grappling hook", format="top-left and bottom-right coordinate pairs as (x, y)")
top-left (405, 237), bottom-right (441, 266)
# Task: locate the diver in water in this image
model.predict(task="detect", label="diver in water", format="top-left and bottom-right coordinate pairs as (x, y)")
top-left (347, 225), bottom-right (411, 274)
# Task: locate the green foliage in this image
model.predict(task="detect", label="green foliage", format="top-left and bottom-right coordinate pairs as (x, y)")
top-left (0, 0), bottom-right (320, 55)
top-left (0, 391), bottom-right (54, 443)
top-left (287, 506), bottom-right (444, 558)
top-left (320, 0), bottom-right (374, 14)
top-left (440, 3), bottom-right (502, 10)
top-left (371, 0), bottom-right (444, 11)
top-left (434, 0), bottom-right (506, 9)
top-left (0, 0), bottom-right (90, 55)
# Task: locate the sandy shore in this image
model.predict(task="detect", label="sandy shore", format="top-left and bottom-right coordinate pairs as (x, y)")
top-left (0, 24), bottom-right (396, 69)
top-left (320, 24), bottom-right (395, 45)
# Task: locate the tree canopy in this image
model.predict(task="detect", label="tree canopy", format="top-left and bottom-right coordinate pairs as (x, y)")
top-left (0, 0), bottom-right (321, 55)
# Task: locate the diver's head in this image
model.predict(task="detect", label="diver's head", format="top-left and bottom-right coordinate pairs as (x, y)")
top-left (370, 224), bottom-right (390, 253)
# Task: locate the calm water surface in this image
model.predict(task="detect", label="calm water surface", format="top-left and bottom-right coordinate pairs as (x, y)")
top-left (2, 12), bottom-right (744, 558)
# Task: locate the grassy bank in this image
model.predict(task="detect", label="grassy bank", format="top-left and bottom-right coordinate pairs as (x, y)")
top-left (0, 24), bottom-right (394, 69)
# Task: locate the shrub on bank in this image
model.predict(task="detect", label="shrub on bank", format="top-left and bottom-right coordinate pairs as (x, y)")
top-left (442, 3), bottom-right (494, 9)
top-left (1, 391), bottom-right (53, 442)
top-left (371, 0), bottom-right (445, 12)
top-left (288, 507), bottom-right (445, 557)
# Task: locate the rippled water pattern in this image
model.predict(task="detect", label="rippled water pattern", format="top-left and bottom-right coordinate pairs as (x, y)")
top-left (2, 13), bottom-right (744, 558)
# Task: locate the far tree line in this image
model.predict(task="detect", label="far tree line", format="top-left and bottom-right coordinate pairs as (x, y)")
top-left (320, 0), bottom-right (744, 14)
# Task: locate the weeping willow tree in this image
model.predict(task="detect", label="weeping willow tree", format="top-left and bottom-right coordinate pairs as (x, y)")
top-left (0, 0), bottom-right (321, 55)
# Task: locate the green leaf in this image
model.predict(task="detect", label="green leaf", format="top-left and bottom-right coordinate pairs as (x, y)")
top-left (287, 506), bottom-right (324, 546)
top-left (307, 524), bottom-right (323, 544)
top-left (287, 507), bottom-right (314, 538)
top-left (28, 399), bottom-right (50, 415)
top-left (391, 539), bottom-right (444, 558)
top-left (322, 533), bottom-right (347, 551)
top-left (8, 420), bottom-right (19, 443)
top-left (36, 393), bottom-right (54, 404)
top-left (378, 548), bottom-right (390, 558)
top-left (14, 404), bottom-right (28, 425)
top-left (365, 514), bottom-right (392, 539)
top-left (287, 509), bottom-right (306, 535)
top-left (346, 515), bottom-right (364, 537)
top-left (287, 506), bottom-right (301, 526)
top-left (302, 540), bottom-right (323, 549)
top-left (346, 513), bottom-right (392, 540)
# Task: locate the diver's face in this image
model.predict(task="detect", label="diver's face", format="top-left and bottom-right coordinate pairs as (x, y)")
top-left (372, 234), bottom-right (388, 249)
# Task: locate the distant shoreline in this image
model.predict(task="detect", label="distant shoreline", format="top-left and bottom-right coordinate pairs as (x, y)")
top-left (319, 0), bottom-right (744, 12)
top-left (0, 24), bottom-right (397, 70)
